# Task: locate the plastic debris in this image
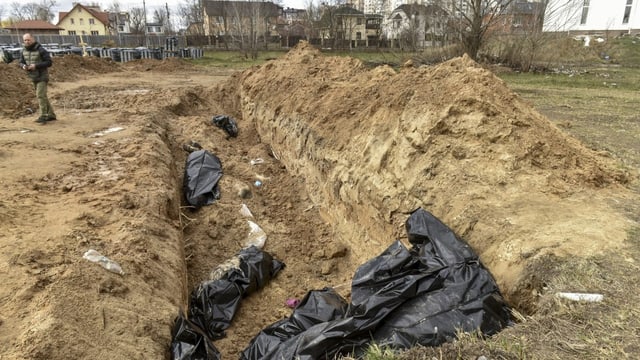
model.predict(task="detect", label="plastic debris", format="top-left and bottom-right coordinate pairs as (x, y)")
top-left (254, 180), bottom-right (262, 187)
top-left (556, 292), bottom-right (604, 302)
top-left (88, 126), bottom-right (125, 138)
top-left (239, 203), bottom-right (254, 218)
top-left (245, 220), bottom-right (266, 249)
top-left (250, 158), bottom-right (264, 165)
top-left (211, 115), bottom-right (238, 137)
top-left (83, 249), bottom-right (124, 275)
top-left (285, 298), bottom-right (300, 308)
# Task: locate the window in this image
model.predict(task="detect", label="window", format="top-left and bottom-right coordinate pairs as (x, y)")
top-left (70, 18), bottom-right (75, 24)
top-left (357, 18), bottom-right (362, 25)
top-left (356, 32), bottom-right (361, 40)
top-left (91, 30), bottom-right (99, 35)
top-left (80, 18), bottom-right (84, 25)
top-left (623, 0), bottom-right (633, 24)
top-left (580, 0), bottom-right (590, 25)
top-left (89, 18), bottom-right (95, 25)
top-left (68, 30), bottom-right (76, 35)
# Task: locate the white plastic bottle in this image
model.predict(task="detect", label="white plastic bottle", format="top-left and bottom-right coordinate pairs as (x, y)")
top-left (83, 249), bottom-right (125, 275)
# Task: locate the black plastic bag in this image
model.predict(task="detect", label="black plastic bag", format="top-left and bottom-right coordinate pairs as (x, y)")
top-left (240, 288), bottom-right (350, 360)
top-left (240, 208), bottom-right (513, 359)
top-left (183, 150), bottom-right (222, 208)
top-left (369, 208), bottom-right (513, 349)
top-left (211, 115), bottom-right (238, 138)
top-left (170, 313), bottom-right (221, 360)
top-left (188, 246), bottom-right (285, 340)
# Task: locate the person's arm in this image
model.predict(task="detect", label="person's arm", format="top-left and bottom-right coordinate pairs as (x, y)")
top-left (36, 46), bottom-right (52, 69)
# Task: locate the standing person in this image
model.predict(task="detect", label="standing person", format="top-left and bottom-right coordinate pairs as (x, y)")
top-left (19, 33), bottom-right (56, 124)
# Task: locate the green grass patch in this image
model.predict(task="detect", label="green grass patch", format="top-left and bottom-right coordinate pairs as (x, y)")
top-left (191, 50), bottom-right (288, 69)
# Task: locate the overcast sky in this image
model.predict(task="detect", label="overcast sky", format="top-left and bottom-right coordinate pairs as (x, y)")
top-left (52, 0), bottom-right (310, 21)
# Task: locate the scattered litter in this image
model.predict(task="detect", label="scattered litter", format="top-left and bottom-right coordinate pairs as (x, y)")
top-left (556, 292), bottom-right (603, 302)
top-left (0, 127), bottom-right (34, 134)
top-left (83, 249), bottom-right (125, 275)
top-left (254, 180), bottom-right (262, 188)
top-left (245, 220), bottom-right (266, 249)
top-left (285, 298), bottom-right (300, 308)
top-left (89, 126), bottom-right (125, 138)
top-left (303, 204), bottom-right (315, 212)
top-left (269, 146), bottom-right (280, 160)
top-left (211, 115), bottom-right (238, 137)
top-left (250, 158), bottom-right (264, 165)
top-left (239, 203), bottom-right (254, 218)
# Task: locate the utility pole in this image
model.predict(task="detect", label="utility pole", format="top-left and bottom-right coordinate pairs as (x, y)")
top-left (166, 3), bottom-right (170, 34)
top-left (143, 0), bottom-right (148, 46)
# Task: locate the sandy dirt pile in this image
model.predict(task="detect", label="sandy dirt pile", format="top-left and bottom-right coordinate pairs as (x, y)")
top-left (0, 62), bottom-right (37, 118)
top-left (0, 55), bottom-right (121, 118)
top-left (222, 42), bottom-right (634, 309)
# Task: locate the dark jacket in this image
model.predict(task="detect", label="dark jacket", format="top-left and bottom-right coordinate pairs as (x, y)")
top-left (19, 42), bottom-right (52, 83)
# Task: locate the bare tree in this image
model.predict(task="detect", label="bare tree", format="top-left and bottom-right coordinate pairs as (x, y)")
top-left (153, 7), bottom-right (173, 33)
top-left (178, 0), bottom-right (204, 34)
top-left (541, 0), bottom-right (582, 33)
top-left (129, 7), bottom-right (146, 34)
top-left (10, 1), bottom-right (57, 22)
top-left (449, 0), bottom-right (516, 60)
top-left (224, 1), bottom-right (279, 58)
top-left (318, 0), bottom-right (348, 49)
top-left (302, 0), bottom-right (321, 42)
top-left (106, 1), bottom-right (122, 12)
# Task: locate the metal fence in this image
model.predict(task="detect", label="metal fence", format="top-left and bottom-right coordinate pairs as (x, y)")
top-left (0, 34), bottom-right (188, 49)
top-left (0, 34), bottom-right (206, 63)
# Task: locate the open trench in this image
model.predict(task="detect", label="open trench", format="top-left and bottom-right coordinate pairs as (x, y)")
top-left (6, 47), bottom-right (631, 359)
top-left (148, 46), bottom-right (631, 357)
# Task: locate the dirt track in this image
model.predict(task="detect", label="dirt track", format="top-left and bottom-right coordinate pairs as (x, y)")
top-left (0, 43), bottom-right (637, 359)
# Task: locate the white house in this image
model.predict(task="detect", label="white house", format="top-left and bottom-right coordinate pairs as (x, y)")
top-left (543, 0), bottom-right (640, 34)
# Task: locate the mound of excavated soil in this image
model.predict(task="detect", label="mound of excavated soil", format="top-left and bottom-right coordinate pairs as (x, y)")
top-left (217, 42), bottom-right (633, 310)
top-left (0, 63), bottom-right (37, 118)
top-left (0, 55), bottom-right (121, 118)
top-left (49, 55), bottom-right (121, 82)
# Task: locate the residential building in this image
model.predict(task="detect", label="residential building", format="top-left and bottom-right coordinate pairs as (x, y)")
top-left (543, 0), bottom-right (640, 35)
top-left (146, 22), bottom-right (165, 35)
top-left (109, 12), bottom-right (131, 34)
top-left (57, 3), bottom-right (110, 36)
top-left (318, 4), bottom-right (366, 48)
top-left (365, 14), bottom-right (383, 46)
top-left (2, 20), bottom-right (63, 35)
top-left (202, 0), bottom-right (282, 37)
top-left (489, 1), bottom-right (546, 34)
top-left (384, 3), bottom-right (448, 48)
